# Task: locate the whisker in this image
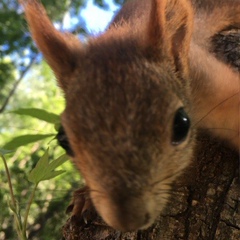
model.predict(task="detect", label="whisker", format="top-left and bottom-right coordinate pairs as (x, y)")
top-left (152, 185), bottom-right (186, 197)
top-left (193, 92), bottom-right (239, 127)
top-left (154, 188), bottom-right (185, 195)
top-left (203, 127), bottom-right (238, 133)
top-left (151, 168), bottom-right (184, 188)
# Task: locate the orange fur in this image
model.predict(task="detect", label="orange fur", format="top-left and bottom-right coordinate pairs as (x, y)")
top-left (190, 1), bottom-right (240, 148)
top-left (22, 0), bottom-right (82, 90)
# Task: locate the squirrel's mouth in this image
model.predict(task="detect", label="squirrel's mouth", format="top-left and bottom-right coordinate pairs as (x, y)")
top-left (89, 187), bottom-right (168, 232)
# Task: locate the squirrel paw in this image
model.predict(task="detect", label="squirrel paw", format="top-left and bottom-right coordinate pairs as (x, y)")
top-left (66, 186), bottom-right (97, 225)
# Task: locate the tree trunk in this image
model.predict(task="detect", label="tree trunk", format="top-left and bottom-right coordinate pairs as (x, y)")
top-left (62, 131), bottom-right (240, 240)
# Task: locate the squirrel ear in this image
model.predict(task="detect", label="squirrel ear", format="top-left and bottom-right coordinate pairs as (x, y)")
top-left (22, 0), bottom-right (82, 91)
top-left (146, 0), bottom-right (193, 77)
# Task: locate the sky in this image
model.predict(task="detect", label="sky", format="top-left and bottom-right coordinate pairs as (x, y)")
top-left (81, 0), bottom-right (120, 32)
top-left (62, 0), bottom-right (120, 34)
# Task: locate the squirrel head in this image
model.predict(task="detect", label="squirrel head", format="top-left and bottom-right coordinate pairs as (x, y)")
top-left (23, 0), bottom-right (194, 231)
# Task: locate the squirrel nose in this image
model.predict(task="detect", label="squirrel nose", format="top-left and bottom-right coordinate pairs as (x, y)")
top-left (91, 192), bottom-right (155, 232)
top-left (103, 202), bottom-right (152, 232)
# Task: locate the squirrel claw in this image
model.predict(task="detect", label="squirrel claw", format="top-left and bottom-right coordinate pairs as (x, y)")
top-left (66, 186), bottom-right (98, 226)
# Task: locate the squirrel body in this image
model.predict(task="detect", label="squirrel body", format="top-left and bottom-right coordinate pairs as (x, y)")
top-left (22, 0), bottom-right (239, 232)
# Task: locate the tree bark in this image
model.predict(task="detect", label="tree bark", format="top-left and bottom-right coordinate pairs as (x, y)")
top-left (62, 131), bottom-right (240, 240)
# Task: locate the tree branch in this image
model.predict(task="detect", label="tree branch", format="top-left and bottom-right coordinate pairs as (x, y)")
top-left (0, 55), bottom-right (37, 114)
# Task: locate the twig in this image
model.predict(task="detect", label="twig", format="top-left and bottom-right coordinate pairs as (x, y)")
top-left (0, 55), bottom-right (37, 114)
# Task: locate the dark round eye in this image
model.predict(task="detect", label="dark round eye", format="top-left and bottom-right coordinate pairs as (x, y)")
top-left (171, 107), bottom-right (190, 145)
top-left (56, 126), bottom-right (74, 157)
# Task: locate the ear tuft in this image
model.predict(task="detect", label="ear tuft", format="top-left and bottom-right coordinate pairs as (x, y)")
top-left (21, 0), bottom-right (82, 91)
top-left (146, 0), bottom-right (194, 77)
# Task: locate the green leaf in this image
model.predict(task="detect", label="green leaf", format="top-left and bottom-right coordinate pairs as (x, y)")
top-left (28, 151), bottom-right (68, 184)
top-left (3, 134), bottom-right (55, 150)
top-left (37, 170), bottom-right (66, 182)
top-left (0, 148), bottom-right (15, 155)
top-left (11, 108), bottom-right (60, 124)
top-left (48, 154), bottom-right (69, 171)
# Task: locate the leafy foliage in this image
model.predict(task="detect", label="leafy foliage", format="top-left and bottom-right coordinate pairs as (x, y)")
top-left (1, 148), bottom-right (69, 239)
top-left (11, 108), bottom-right (60, 124)
top-left (3, 134), bottom-right (56, 150)
top-left (28, 150), bottom-right (68, 184)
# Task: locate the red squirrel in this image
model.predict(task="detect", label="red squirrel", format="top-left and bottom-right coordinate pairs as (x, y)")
top-left (22, 0), bottom-right (239, 232)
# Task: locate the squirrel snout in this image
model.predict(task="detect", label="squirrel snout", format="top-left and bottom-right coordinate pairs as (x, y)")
top-left (91, 191), bottom-right (158, 232)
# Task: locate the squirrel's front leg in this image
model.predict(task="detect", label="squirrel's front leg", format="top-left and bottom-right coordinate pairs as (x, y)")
top-left (66, 186), bottom-right (98, 225)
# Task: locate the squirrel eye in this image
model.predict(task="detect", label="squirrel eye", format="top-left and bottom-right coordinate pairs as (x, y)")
top-left (171, 107), bottom-right (190, 145)
top-left (57, 126), bottom-right (74, 157)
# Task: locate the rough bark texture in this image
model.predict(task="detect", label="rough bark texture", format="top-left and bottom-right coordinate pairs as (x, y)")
top-left (62, 131), bottom-right (239, 240)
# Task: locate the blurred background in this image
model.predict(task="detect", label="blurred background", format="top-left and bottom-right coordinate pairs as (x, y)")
top-left (0, 0), bottom-right (124, 239)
